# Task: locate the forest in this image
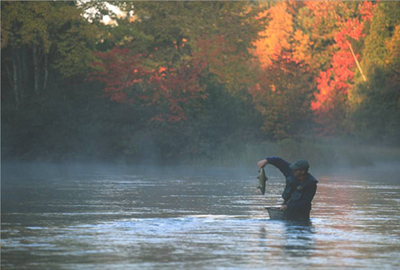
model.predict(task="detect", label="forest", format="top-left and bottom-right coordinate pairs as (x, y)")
top-left (2, 1), bottom-right (400, 167)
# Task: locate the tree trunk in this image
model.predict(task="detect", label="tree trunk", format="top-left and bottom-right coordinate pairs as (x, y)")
top-left (14, 48), bottom-right (27, 107)
top-left (20, 46), bottom-right (28, 102)
top-left (12, 56), bottom-right (20, 110)
top-left (346, 41), bottom-right (367, 82)
top-left (5, 61), bottom-right (14, 90)
top-left (33, 44), bottom-right (40, 95)
top-left (43, 52), bottom-right (49, 92)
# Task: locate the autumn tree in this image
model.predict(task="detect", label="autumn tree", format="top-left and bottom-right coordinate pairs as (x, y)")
top-left (2, 0), bottom-right (400, 164)
top-left (310, 1), bottom-right (375, 136)
top-left (251, 1), bottom-right (316, 139)
top-left (89, 1), bottom-right (263, 123)
top-left (249, 52), bottom-right (315, 139)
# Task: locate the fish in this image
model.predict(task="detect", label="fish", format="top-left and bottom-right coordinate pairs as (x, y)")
top-left (257, 167), bottom-right (268, 195)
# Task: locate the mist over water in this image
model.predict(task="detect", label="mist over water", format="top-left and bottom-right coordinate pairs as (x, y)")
top-left (2, 162), bottom-right (400, 269)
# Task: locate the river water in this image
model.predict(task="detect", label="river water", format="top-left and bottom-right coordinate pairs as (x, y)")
top-left (2, 163), bottom-right (400, 269)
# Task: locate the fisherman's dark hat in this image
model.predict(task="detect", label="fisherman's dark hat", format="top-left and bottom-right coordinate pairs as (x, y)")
top-left (289, 159), bottom-right (310, 171)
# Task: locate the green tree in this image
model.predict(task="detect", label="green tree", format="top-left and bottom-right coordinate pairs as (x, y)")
top-left (121, 1), bottom-right (264, 89)
top-left (350, 2), bottom-right (400, 142)
top-left (250, 53), bottom-right (315, 140)
top-left (1, 1), bottom-right (98, 110)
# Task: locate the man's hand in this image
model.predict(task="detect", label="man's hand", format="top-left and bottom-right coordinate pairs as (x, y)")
top-left (257, 159), bottom-right (268, 168)
top-left (280, 205), bottom-right (288, 211)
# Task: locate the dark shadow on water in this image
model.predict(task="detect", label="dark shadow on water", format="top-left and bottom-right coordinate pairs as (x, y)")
top-left (259, 219), bottom-right (316, 258)
top-left (282, 220), bottom-right (315, 257)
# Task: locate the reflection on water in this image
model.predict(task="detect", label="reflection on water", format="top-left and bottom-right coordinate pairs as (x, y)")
top-left (282, 221), bottom-right (315, 259)
top-left (2, 163), bottom-right (400, 269)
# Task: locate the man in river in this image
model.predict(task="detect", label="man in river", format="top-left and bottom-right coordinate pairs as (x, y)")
top-left (257, 157), bottom-right (318, 220)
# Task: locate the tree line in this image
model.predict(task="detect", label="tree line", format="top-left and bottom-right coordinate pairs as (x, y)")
top-left (1, 1), bottom-right (399, 164)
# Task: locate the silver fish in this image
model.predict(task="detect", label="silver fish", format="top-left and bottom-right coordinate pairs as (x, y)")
top-left (257, 167), bottom-right (268, 195)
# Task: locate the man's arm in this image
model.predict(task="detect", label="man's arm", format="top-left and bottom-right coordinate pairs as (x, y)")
top-left (260, 156), bottom-right (291, 178)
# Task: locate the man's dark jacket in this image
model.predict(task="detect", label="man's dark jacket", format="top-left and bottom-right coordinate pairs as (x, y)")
top-left (266, 156), bottom-right (318, 220)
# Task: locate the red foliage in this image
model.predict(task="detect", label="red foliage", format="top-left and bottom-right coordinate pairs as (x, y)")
top-left (89, 47), bottom-right (149, 103)
top-left (89, 47), bottom-right (206, 123)
top-left (360, 1), bottom-right (375, 21)
top-left (147, 59), bottom-right (206, 122)
top-left (89, 33), bottom-right (248, 123)
top-left (311, 1), bottom-right (375, 135)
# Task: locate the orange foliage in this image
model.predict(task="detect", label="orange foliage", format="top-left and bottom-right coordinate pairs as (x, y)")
top-left (252, 1), bottom-right (294, 67)
top-left (252, 1), bottom-right (314, 67)
top-left (251, 1), bottom-right (377, 136)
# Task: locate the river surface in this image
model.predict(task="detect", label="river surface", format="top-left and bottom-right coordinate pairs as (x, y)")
top-left (2, 163), bottom-right (400, 269)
